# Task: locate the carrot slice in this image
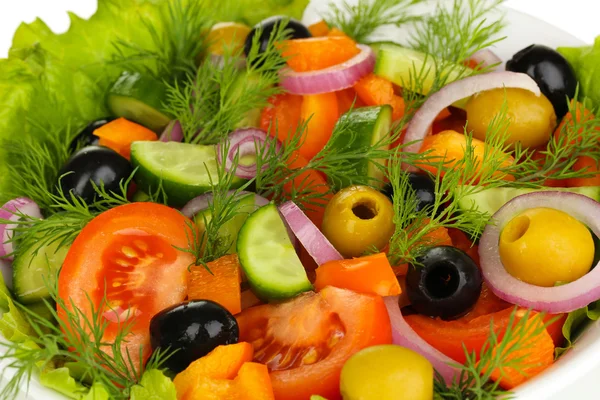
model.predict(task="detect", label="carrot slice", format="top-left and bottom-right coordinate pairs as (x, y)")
top-left (282, 37), bottom-right (360, 72)
top-left (300, 92), bottom-right (339, 160)
top-left (174, 342), bottom-right (254, 399)
top-left (93, 117), bottom-right (157, 159)
top-left (308, 20), bottom-right (330, 37)
top-left (188, 254), bottom-right (242, 315)
top-left (314, 253), bottom-right (401, 296)
top-left (233, 362), bottom-right (275, 400)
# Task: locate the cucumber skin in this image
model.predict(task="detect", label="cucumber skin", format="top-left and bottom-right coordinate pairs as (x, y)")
top-left (327, 105), bottom-right (392, 191)
top-left (236, 204), bottom-right (312, 301)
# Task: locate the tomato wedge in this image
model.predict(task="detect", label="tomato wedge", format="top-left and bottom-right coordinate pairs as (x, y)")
top-left (57, 203), bottom-right (195, 371)
top-left (236, 287), bottom-right (392, 400)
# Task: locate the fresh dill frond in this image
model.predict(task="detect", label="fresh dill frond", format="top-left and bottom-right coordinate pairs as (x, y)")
top-left (409, 0), bottom-right (506, 64)
top-left (0, 274), bottom-right (172, 399)
top-left (325, 0), bottom-right (425, 43)
top-left (163, 21), bottom-right (288, 145)
top-left (434, 308), bottom-right (550, 399)
top-left (110, 0), bottom-right (214, 81)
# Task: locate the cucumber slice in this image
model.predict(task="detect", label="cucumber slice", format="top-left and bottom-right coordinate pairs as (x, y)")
top-left (108, 71), bottom-right (171, 133)
top-left (130, 141), bottom-right (245, 207)
top-left (230, 71), bottom-right (262, 128)
top-left (456, 186), bottom-right (600, 216)
top-left (237, 204), bottom-right (312, 301)
top-left (194, 192), bottom-right (258, 254)
top-left (13, 241), bottom-right (70, 304)
top-left (328, 105), bottom-right (393, 190)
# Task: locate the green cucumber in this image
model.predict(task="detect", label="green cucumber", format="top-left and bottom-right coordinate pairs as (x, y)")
top-left (130, 141), bottom-right (245, 207)
top-left (368, 41), bottom-right (403, 56)
top-left (13, 241), bottom-right (70, 304)
top-left (237, 204), bottom-right (312, 301)
top-left (108, 71), bottom-right (171, 133)
top-left (194, 192), bottom-right (258, 254)
top-left (456, 186), bottom-right (600, 216)
top-left (374, 44), bottom-right (469, 108)
top-left (230, 71), bottom-right (263, 128)
top-left (328, 105), bottom-right (392, 190)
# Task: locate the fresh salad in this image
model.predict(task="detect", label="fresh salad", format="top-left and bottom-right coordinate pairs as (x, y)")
top-left (1, 0), bottom-right (600, 399)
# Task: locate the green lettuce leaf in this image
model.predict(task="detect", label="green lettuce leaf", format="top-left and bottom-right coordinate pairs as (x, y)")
top-left (555, 300), bottom-right (600, 357)
top-left (40, 368), bottom-right (111, 400)
top-left (558, 36), bottom-right (600, 108)
top-left (0, 269), bottom-right (34, 342)
top-left (130, 369), bottom-right (177, 400)
top-left (219, 0), bottom-right (311, 26)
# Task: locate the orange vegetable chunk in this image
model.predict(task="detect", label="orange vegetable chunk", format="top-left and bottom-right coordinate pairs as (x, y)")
top-left (282, 37), bottom-right (360, 72)
top-left (93, 117), bottom-right (157, 159)
top-left (188, 254), bottom-right (242, 315)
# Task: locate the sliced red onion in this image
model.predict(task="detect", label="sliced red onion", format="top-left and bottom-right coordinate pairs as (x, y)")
top-left (402, 72), bottom-right (541, 159)
top-left (216, 128), bottom-right (281, 179)
top-left (384, 296), bottom-right (459, 384)
top-left (181, 191), bottom-right (268, 219)
top-left (0, 198), bottom-right (43, 260)
top-left (480, 191), bottom-right (600, 313)
top-left (280, 44), bottom-right (375, 95)
top-left (159, 120), bottom-right (183, 142)
top-left (103, 305), bottom-right (141, 324)
top-left (279, 201), bottom-right (342, 266)
top-left (468, 49), bottom-right (502, 70)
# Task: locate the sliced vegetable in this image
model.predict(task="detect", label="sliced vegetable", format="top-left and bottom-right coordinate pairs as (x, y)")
top-left (129, 369), bottom-right (177, 400)
top-left (467, 48), bottom-right (502, 70)
top-left (314, 253), bottom-right (401, 296)
top-left (93, 117), bottom-right (158, 159)
top-left (279, 201), bottom-right (342, 266)
top-left (207, 22), bottom-right (252, 56)
top-left (159, 120), bottom-right (183, 143)
top-left (558, 37), bottom-right (600, 107)
top-left (326, 105), bottom-right (392, 190)
top-left (282, 36), bottom-right (361, 72)
top-left (57, 203), bottom-right (195, 371)
top-left (300, 92), bottom-right (339, 160)
top-left (353, 73), bottom-right (405, 120)
top-left (236, 287), bottom-right (393, 400)
top-left (188, 254), bottom-right (242, 315)
top-left (480, 191), bottom-right (600, 313)
top-left (130, 141), bottom-right (244, 207)
top-left (280, 44), bottom-right (375, 95)
top-left (260, 93), bottom-right (303, 143)
top-left (217, 128), bottom-right (280, 179)
top-left (0, 197), bottom-right (43, 259)
top-left (107, 71), bottom-right (171, 133)
top-left (307, 20), bottom-right (330, 37)
top-left (403, 72), bottom-right (541, 156)
top-left (237, 204), bottom-right (312, 301)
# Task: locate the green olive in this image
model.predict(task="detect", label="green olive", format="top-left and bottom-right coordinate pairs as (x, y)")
top-left (340, 345), bottom-right (434, 400)
top-left (322, 186), bottom-right (395, 258)
top-left (465, 88), bottom-right (557, 149)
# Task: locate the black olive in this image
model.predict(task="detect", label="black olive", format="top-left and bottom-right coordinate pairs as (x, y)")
top-left (383, 172), bottom-right (437, 215)
top-left (69, 118), bottom-right (115, 153)
top-left (58, 146), bottom-right (133, 204)
top-left (406, 246), bottom-right (482, 320)
top-left (149, 300), bottom-right (239, 373)
top-left (506, 44), bottom-right (577, 119)
top-left (244, 16), bottom-right (311, 59)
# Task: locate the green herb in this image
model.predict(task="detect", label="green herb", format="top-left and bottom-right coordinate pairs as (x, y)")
top-left (110, 0), bottom-right (215, 81)
top-left (163, 21), bottom-right (287, 145)
top-left (434, 308), bottom-right (549, 399)
top-left (325, 0), bottom-right (425, 43)
top-left (0, 274), bottom-right (172, 400)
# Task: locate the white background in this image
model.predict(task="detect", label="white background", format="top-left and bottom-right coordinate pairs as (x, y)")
top-left (0, 0), bottom-right (598, 57)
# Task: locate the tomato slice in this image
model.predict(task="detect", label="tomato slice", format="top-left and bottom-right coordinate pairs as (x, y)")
top-left (236, 287), bottom-right (392, 400)
top-left (57, 203), bottom-right (195, 370)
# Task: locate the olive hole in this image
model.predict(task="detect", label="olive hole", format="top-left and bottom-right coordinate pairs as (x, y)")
top-left (425, 262), bottom-right (460, 299)
top-left (352, 202), bottom-right (377, 220)
top-left (503, 215), bottom-right (530, 243)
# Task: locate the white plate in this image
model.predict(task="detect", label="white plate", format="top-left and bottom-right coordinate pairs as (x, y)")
top-left (1, 1), bottom-right (595, 399)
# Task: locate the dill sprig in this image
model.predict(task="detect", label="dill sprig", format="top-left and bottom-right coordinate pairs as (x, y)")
top-left (325, 0), bottom-right (425, 43)
top-left (0, 275), bottom-right (172, 399)
top-left (110, 0), bottom-right (214, 81)
top-left (434, 308), bottom-right (549, 399)
top-left (163, 21), bottom-right (288, 145)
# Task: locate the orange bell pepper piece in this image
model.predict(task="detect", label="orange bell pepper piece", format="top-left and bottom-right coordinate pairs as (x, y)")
top-left (188, 254), bottom-right (242, 315)
top-left (93, 117), bottom-right (157, 159)
top-left (314, 253), bottom-right (401, 296)
top-left (354, 73), bottom-right (406, 120)
top-left (260, 93), bottom-right (303, 143)
top-left (299, 92), bottom-right (339, 160)
top-left (336, 88), bottom-right (364, 117)
top-left (418, 130), bottom-right (515, 182)
top-left (281, 36), bottom-right (360, 72)
top-left (233, 362), bottom-right (275, 400)
top-left (308, 20), bottom-right (330, 37)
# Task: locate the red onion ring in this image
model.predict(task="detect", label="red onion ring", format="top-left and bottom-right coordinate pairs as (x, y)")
top-left (383, 296), bottom-right (459, 384)
top-left (480, 191), bottom-right (600, 313)
top-left (280, 44), bottom-right (375, 95)
top-left (159, 120), bottom-right (183, 143)
top-left (0, 198), bottom-right (43, 260)
top-left (216, 128), bottom-right (281, 179)
top-left (402, 72), bottom-right (541, 161)
top-left (181, 191), bottom-right (268, 219)
top-left (468, 49), bottom-right (502, 70)
top-left (279, 201), bottom-right (343, 266)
